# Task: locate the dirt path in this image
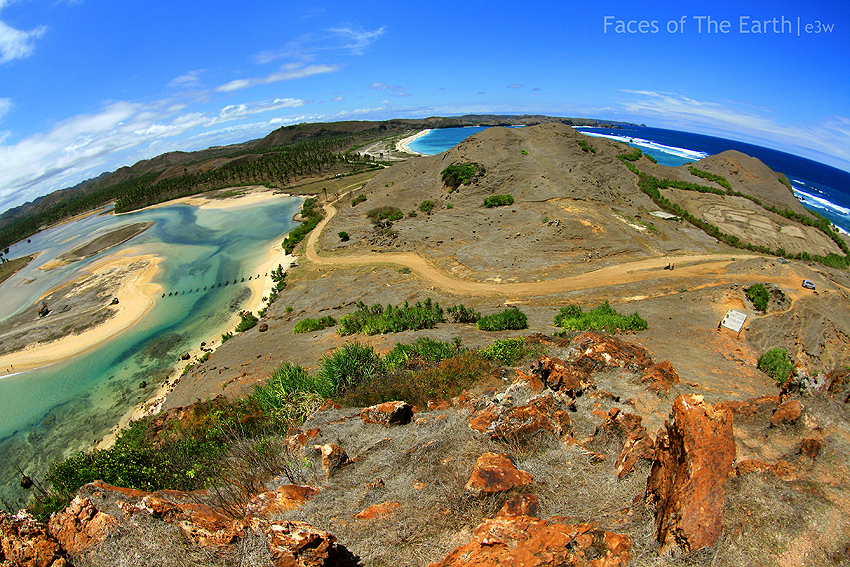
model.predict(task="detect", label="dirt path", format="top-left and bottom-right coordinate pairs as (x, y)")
top-left (305, 195), bottom-right (808, 299)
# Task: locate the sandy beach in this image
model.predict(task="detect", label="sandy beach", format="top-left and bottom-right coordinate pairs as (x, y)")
top-left (395, 130), bottom-right (431, 155)
top-left (0, 251), bottom-right (162, 373)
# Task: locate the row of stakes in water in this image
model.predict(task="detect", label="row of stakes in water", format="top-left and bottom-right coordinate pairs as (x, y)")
top-left (161, 273), bottom-right (267, 297)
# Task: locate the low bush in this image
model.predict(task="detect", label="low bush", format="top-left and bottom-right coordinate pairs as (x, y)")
top-left (477, 306), bottom-right (528, 331)
top-left (282, 198), bottom-right (324, 254)
top-left (577, 139), bottom-right (596, 153)
top-left (383, 337), bottom-right (462, 370)
top-left (351, 194), bottom-right (367, 206)
top-left (316, 342), bottom-right (384, 397)
top-left (221, 331), bottom-right (234, 343)
top-left (745, 284), bottom-right (770, 312)
top-left (337, 299), bottom-right (444, 335)
top-left (419, 200), bottom-right (435, 214)
top-left (554, 302), bottom-right (648, 332)
top-left (234, 311), bottom-right (258, 333)
top-left (343, 352), bottom-right (491, 408)
top-left (447, 304), bottom-right (481, 323)
top-left (293, 315), bottom-right (337, 334)
top-left (366, 206), bottom-right (403, 223)
top-left (484, 194), bottom-right (514, 208)
top-left (252, 363), bottom-right (327, 424)
top-left (441, 163), bottom-right (479, 189)
top-left (758, 347), bottom-right (794, 386)
top-left (338, 231), bottom-right (349, 242)
top-left (478, 337), bottom-right (541, 366)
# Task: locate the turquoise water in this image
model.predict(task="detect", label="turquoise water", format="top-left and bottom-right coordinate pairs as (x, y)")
top-left (0, 196), bottom-right (300, 502)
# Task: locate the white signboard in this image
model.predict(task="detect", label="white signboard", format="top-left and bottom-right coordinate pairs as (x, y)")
top-left (721, 309), bottom-right (747, 333)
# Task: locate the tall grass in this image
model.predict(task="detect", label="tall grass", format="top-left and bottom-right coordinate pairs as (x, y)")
top-left (383, 336), bottom-right (462, 370)
top-left (293, 315), bottom-right (337, 334)
top-left (476, 306), bottom-right (528, 331)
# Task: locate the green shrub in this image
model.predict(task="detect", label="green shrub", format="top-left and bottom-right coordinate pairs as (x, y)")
top-left (477, 306), bottom-right (528, 331)
top-left (577, 139), bottom-right (596, 153)
top-left (293, 315), bottom-right (337, 334)
top-left (758, 348), bottom-right (794, 386)
top-left (252, 363), bottom-right (327, 423)
top-left (745, 284), bottom-right (769, 313)
top-left (338, 231), bottom-right (349, 242)
top-left (337, 299), bottom-right (444, 335)
top-left (447, 304), bottom-right (481, 323)
top-left (383, 337), bottom-right (461, 370)
top-left (282, 198), bottom-right (324, 254)
top-left (478, 337), bottom-right (541, 366)
top-left (221, 331), bottom-right (233, 343)
top-left (441, 163), bottom-right (479, 189)
top-left (234, 311), bottom-right (258, 333)
top-left (366, 206), bottom-right (403, 223)
top-left (419, 200), bottom-right (435, 214)
top-left (316, 342), bottom-right (384, 397)
top-left (351, 194), bottom-right (367, 206)
top-left (554, 302), bottom-right (648, 332)
top-left (484, 194), bottom-right (514, 208)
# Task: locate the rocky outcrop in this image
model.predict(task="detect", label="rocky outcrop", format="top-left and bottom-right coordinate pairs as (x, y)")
top-left (0, 510), bottom-right (67, 567)
top-left (48, 496), bottom-right (117, 556)
top-left (468, 390), bottom-right (573, 443)
top-left (464, 453), bottom-right (533, 496)
top-left (645, 394), bottom-right (736, 553)
top-left (245, 485), bottom-right (321, 517)
top-left (430, 515), bottom-right (631, 567)
top-left (313, 443), bottom-right (350, 477)
top-left (360, 401), bottom-right (413, 426)
top-left (355, 501), bottom-right (401, 520)
top-left (590, 407), bottom-right (655, 478)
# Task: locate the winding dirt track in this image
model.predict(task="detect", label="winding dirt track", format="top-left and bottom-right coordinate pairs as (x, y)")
top-left (305, 194), bottom-right (805, 300)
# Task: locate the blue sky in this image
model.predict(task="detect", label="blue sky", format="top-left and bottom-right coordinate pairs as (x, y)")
top-left (0, 0), bottom-right (847, 214)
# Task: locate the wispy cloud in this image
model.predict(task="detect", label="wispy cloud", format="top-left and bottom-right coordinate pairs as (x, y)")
top-left (216, 63), bottom-right (339, 92)
top-left (0, 97), bottom-right (11, 120)
top-left (168, 70), bottom-right (205, 89)
top-left (209, 98), bottom-right (307, 124)
top-left (507, 84), bottom-right (524, 89)
top-left (253, 26), bottom-right (385, 64)
top-left (618, 90), bottom-right (850, 170)
top-left (0, 10), bottom-right (46, 63)
top-left (368, 82), bottom-right (410, 97)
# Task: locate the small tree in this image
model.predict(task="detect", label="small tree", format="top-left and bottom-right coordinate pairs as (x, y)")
top-left (338, 231), bottom-right (350, 242)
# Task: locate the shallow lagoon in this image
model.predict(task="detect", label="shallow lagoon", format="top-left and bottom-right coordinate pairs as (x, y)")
top-left (0, 195), bottom-right (300, 501)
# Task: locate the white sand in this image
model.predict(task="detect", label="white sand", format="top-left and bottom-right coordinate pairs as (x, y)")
top-left (396, 130), bottom-right (431, 155)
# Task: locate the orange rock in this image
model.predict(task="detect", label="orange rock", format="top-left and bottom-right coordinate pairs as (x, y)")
top-left (315, 399), bottom-right (342, 412)
top-left (645, 394), bottom-right (736, 553)
top-left (354, 501), bottom-right (401, 520)
top-left (496, 494), bottom-right (540, 518)
top-left (640, 360), bottom-right (680, 396)
top-left (360, 401), bottom-right (413, 426)
top-left (245, 485), bottom-right (321, 517)
top-left (770, 399), bottom-right (803, 427)
top-left (735, 459), bottom-right (795, 479)
top-left (429, 516), bottom-right (630, 567)
top-left (464, 452), bottom-right (533, 496)
top-left (284, 427), bottom-right (321, 452)
top-left (48, 496), bottom-right (118, 556)
top-left (313, 443), bottom-right (350, 477)
top-left (1, 510), bottom-right (66, 567)
top-left (513, 369), bottom-right (546, 393)
top-left (427, 398), bottom-right (452, 411)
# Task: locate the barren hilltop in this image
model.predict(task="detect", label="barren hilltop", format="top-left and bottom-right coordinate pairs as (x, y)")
top-left (4, 123), bottom-right (850, 566)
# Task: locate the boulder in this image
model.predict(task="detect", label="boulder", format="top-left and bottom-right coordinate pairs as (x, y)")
top-left (717, 395), bottom-right (780, 418)
top-left (770, 399), bottom-right (803, 427)
top-left (313, 443), bottom-right (350, 477)
top-left (0, 510), bottom-right (67, 567)
top-left (464, 453), bottom-right (533, 496)
top-left (735, 459), bottom-right (795, 480)
top-left (468, 391), bottom-right (572, 444)
top-left (497, 494), bottom-right (540, 518)
top-left (257, 519), bottom-right (359, 567)
top-left (640, 360), bottom-right (680, 396)
top-left (645, 394), bottom-right (736, 553)
top-left (360, 401), bottom-right (413, 426)
top-left (48, 496), bottom-right (117, 556)
top-left (591, 408), bottom-right (655, 478)
top-left (284, 427), bottom-right (321, 453)
top-left (258, 323), bottom-right (269, 332)
top-left (429, 515), bottom-right (630, 567)
top-left (245, 485), bottom-right (321, 517)
top-left (181, 352), bottom-right (191, 361)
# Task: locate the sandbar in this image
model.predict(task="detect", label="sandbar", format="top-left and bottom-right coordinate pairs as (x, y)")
top-left (0, 252), bottom-right (162, 373)
top-left (396, 130), bottom-right (431, 156)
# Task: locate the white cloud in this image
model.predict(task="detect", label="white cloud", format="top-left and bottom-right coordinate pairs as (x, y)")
top-left (253, 26), bottom-right (385, 64)
top-left (0, 17), bottom-right (46, 63)
top-left (0, 97), bottom-right (11, 120)
top-left (618, 90), bottom-right (850, 170)
top-left (168, 70), bottom-right (205, 89)
top-left (208, 98), bottom-right (307, 124)
top-left (216, 64), bottom-right (339, 92)
top-left (326, 26), bottom-right (386, 55)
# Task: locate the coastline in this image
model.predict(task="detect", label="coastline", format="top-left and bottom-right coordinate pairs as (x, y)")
top-left (395, 130), bottom-right (431, 156)
top-left (0, 251), bottom-right (162, 373)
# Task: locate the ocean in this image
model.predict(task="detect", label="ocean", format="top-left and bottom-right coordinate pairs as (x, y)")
top-left (0, 196), bottom-right (300, 502)
top-left (408, 124), bottom-right (850, 235)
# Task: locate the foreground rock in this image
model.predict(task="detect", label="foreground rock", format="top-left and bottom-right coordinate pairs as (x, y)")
top-left (645, 394), bottom-right (736, 553)
top-left (0, 510), bottom-right (68, 567)
top-left (430, 515), bottom-right (631, 567)
top-left (40, 481), bottom-right (358, 567)
top-left (464, 453), bottom-right (534, 496)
